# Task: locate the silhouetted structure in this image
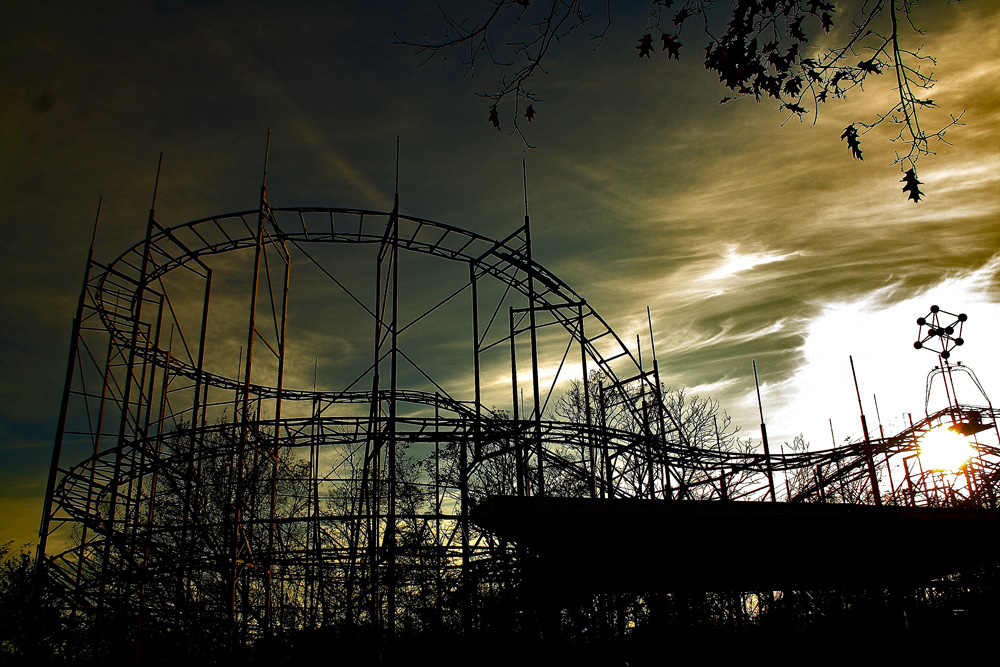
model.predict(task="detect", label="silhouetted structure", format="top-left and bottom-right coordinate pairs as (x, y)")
top-left (35, 165), bottom-right (1000, 660)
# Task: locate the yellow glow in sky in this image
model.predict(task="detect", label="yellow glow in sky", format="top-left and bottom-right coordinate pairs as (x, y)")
top-left (919, 426), bottom-right (976, 473)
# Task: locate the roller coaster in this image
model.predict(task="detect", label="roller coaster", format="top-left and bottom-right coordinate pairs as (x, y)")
top-left (35, 164), bottom-right (1000, 657)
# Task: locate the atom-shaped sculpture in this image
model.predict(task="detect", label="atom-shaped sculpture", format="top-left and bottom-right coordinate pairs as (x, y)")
top-left (914, 305), bottom-right (967, 360)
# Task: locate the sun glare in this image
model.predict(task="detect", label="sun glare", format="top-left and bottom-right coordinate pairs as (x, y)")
top-left (919, 427), bottom-right (976, 472)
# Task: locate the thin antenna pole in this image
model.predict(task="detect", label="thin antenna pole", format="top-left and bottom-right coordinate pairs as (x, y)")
top-left (752, 359), bottom-right (776, 501)
top-left (395, 136), bottom-right (400, 202)
top-left (647, 306), bottom-right (657, 365)
top-left (522, 159), bottom-right (528, 218)
top-left (850, 355), bottom-right (866, 427)
top-left (873, 393), bottom-right (895, 501)
top-left (88, 197), bottom-right (102, 255)
top-left (150, 153), bottom-right (163, 210)
top-left (873, 394), bottom-right (886, 440)
top-left (262, 129), bottom-right (271, 185)
top-left (753, 360), bottom-right (765, 425)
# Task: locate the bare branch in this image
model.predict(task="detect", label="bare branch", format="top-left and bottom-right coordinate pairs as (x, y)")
top-left (399, 1), bottom-right (966, 197)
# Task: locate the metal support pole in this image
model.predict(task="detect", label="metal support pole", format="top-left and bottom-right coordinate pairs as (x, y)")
top-left (128, 293), bottom-right (165, 555)
top-left (463, 262), bottom-right (478, 630)
top-left (232, 138), bottom-right (269, 647)
top-left (653, 360), bottom-right (671, 500)
top-left (510, 306), bottom-right (525, 496)
top-left (36, 197), bottom-right (102, 580)
top-left (637, 337), bottom-right (654, 498)
top-left (578, 306), bottom-right (596, 498)
top-left (181, 269), bottom-right (211, 616)
top-left (599, 382), bottom-right (612, 499)
top-left (103, 159), bottom-right (162, 603)
top-left (264, 237), bottom-right (290, 637)
top-left (524, 216), bottom-right (544, 496)
top-left (752, 360), bottom-right (777, 502)
top-left (850, 355), bottom-right (882, 506)
top-left (873, 394), bottom-right (896, 503)
top-left (134, 325), bottom-right (173, 666)
top-left (387, 193), bottom-right (399, 634)
top-left (76, 337), bottom-right (116, 590)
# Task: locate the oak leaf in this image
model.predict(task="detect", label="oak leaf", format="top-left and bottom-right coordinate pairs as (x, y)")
top-left (840, 125), bottom-right (863, 160)
top-left (901, 168), bottom-right (923, 202)
top-left (857, 58), bottom-right (882, 74)
top-left (661, 34), bottom-right (682, 59)
top-left (636, 33), bottom-right (653, 59)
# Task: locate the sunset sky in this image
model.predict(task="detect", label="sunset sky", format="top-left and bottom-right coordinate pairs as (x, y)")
top-left (2, 1), bottom-right (998, 547)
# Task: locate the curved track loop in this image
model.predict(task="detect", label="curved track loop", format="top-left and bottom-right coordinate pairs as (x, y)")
top-left (41, 205), bottom-right (1000, 643)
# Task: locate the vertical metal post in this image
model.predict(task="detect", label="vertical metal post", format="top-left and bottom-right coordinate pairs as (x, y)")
top-left (752, 360), bottom-right (776, 502)
top-left (264, 235), bottom-right (290, 637)
top-left (387, 188), bottom-right (399, 634)
top-left (464, 263), bottom-right (477, 616)
top-left (873, 394), bottom-right (896, 503)
top-left (578, 306), bottom-right (596, 498)
top-left (850, 355), bottom-right (882, 506)
top-left (780, 444), bottom-right (791, 501)
top-left (637, 336), bottom-right (653, 498)
top-left (232, 136), bottom-right (269, 647)
top-left (76, 338), bottom-right (116, 590)
top-left (134, 325), bottom-right (173, 666)
top-left (905, 413), bottom-right (919, 507)
top-left (305, 361), bottom-right (317, 626)
top-left (524, 215), bottom-right (544, 496)
top-left (647, 307), bottom-right (671, 499)
top-left (509, 306), bottom-right (525, 496)
top-left (599, 382), bottom-right (611, 499)
top-left (128, 293), bottom-right (165, 554)
top-left (181, 269), bottom-right (211, 616)
top-left (434, 394), bottom-right (443, 629)
top-left (189, 269), bottom-right (213, 443)
top-left (653, 360), bottom-right (671, 500)
top-left (103, 157), bottom-right (162, 601)
top-left (36, 197), bottom-right (102, 579)
top-left (939, 355), bottom-right (956, 410)
top-left (715, 415), bottom-right (726, 501)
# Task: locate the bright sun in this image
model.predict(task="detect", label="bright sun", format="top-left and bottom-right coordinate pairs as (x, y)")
top-left (919, 427), bottom-right (977, 473)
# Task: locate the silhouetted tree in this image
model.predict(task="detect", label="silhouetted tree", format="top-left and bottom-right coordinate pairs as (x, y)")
top-left (553, 372), bottom-right (756, 499)
top-left (400, 0), bottom-right (966, 200)
top-left (1, 542), bottom-right (75, 665)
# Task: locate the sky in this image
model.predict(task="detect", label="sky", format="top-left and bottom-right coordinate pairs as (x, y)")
top-left (1, 1), bottom-right (998, 548)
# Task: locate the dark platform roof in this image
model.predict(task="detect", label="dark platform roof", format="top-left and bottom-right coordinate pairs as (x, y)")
top-left (471, 496), bottom-right (1000, 591)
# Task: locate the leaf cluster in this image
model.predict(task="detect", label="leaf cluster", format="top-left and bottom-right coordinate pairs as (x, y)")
top-left (400, 0), bottom-right (967, 200)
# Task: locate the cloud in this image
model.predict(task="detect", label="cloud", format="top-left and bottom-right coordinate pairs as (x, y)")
top-left (764, 255), bottom-right (1000, 448)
